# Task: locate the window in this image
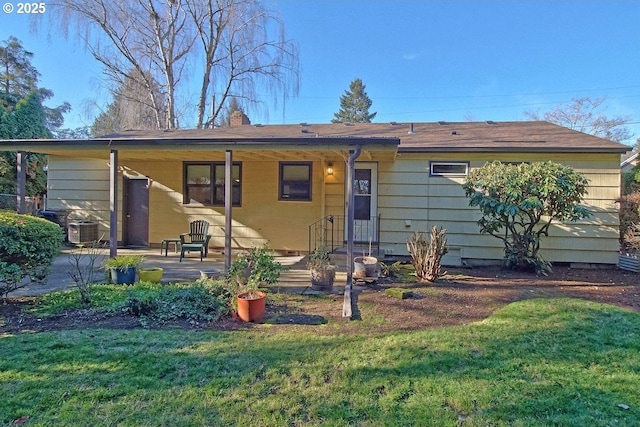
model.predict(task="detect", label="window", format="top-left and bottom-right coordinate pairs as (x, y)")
top-left (354, 168), bottom-right (371, 220)
top-left (279, 162), bottom-right (312, 201)
top-left (430, 162), bottom-right (469, 176)
top-left (184, 162), bottom-right (242, 206)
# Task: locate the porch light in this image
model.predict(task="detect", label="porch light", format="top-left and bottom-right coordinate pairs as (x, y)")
top-left (326, 163), bottom-right (334, 175)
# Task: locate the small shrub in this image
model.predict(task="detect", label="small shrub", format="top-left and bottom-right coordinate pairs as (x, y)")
top-left (406, 226), bottom-right (448, 282)
top-left (124, 281), bottom-right (231, 323)
top-left (379, 261), bottom-right (403, 278)
top-left (623, 223), bottom-right (640, 252)
top-left (102, 254), bottom-right (145, 272)
top-left (67, 239), bottom-right (106, 304)
top-left (226, 244), bottom-right (285, 291)
top-left (307, 246), bottom-right (333, 269)
top-left (617, 191), bottom-right (640, 248)
top-left (0, 210), bottom-right (63, 301)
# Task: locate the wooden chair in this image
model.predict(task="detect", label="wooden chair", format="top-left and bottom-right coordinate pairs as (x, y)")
top-left (179, 220), bottom-right (212, 262)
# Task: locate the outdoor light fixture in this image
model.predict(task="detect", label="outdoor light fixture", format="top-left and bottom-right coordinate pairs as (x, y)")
top-left (326, 163), bottom-right (334, 175)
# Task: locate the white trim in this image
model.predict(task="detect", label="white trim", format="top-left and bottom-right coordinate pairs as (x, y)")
top-left (430, 161), bottom-right (469, 176)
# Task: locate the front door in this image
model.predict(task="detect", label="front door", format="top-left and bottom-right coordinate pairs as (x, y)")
top-left (123, 177), bottom-right (149, 247)
top-left (346, 162), bottom-right (378, 243)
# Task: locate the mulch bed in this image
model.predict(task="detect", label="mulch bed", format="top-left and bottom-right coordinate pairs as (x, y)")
top-left (1, 266), bottom-right (638, 334)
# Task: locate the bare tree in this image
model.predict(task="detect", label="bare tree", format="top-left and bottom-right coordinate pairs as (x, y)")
top-left (53, 0), bottom-right (194, 129)
top-left (91, 68), bottom-right (165, 136)
top-left (525, 97), bottom-right (632, 143)
top-left (51, 0), bottom-right (299, 129)
top-left (184, 0), bottom-right (299, 128)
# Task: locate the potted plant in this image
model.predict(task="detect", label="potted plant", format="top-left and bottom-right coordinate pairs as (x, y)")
top-left (225, 244), bottom-right (285, 322)
top-left (307, 246), bottom-right (336, 292)
top-left (103, 254), bottom-right (145, 285)
top-left (138, 267), bottom-right (164, 283)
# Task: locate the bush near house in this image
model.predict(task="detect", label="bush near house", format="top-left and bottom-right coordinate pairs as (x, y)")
top-left (406, 226), bottom-right (448, 282)
top-left (619, 165), bottom-right (640, 251)
top-left (463, 161), bottom-right (591, 275)
top-left (0, 210), bottom-right (63, 300)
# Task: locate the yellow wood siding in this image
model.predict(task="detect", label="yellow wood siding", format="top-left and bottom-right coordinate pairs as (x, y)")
top-left (47, 151), bottom-right (623, 265)
top-left (47, 156), bottom-right (111, 239)
top-left (124, 159), bottom-right (326, 252)
top-left (377, 153), bottom-right (622, 266)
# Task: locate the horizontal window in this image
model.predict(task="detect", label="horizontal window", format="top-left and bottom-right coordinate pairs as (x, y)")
top-left (430, 162), bottom-right (469, 176)
top-left (184, 162), bottom-right (242, 206)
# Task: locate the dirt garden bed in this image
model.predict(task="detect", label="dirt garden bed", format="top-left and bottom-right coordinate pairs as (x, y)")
top-left (1, 265), bottom-right (638, 334)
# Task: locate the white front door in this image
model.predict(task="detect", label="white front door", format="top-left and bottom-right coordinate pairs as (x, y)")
top-left (346, 162), bottom-right (378, 243)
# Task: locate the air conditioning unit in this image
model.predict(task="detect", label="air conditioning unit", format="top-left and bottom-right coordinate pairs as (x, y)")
top-left (68, 221), bottom-right (99, 244)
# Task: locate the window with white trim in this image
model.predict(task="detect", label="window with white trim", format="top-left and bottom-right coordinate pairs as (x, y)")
top-left (430, 162), bottom-right (469, 176)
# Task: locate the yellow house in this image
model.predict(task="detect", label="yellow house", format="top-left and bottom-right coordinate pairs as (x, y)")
top-left (1, 118), bottom-right (630, 268)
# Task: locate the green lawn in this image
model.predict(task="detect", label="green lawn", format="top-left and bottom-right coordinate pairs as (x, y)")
top-left (1, 297), bottom-right (639, 426)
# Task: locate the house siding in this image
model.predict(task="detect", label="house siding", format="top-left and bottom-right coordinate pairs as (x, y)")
top-left (375, 153), bottom-right (621, 266)
top-left (47, 157), bottom-right (327, 252)
top-left (47, 156), bottom-right (111, 239)
top-left (47, 151), bottom-right (622, 266)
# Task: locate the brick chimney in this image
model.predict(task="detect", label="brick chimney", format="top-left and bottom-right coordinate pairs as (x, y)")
top-left (230, 110), bottom-right (251, 127)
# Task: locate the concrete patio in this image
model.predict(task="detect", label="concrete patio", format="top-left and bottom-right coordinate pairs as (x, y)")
top-left (9, 246), bottom-right (351, 297)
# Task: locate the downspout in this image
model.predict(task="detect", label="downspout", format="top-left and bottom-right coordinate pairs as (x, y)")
top-left (224, 150), bottom-right (233, 271)
top-left (343, 145), bottom-right (362, 318)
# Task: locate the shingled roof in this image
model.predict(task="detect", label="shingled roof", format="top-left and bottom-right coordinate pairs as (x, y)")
top-left (0, 121), bottom-right (630, 154)
top-left (95, 120), bottom-right (628, 153)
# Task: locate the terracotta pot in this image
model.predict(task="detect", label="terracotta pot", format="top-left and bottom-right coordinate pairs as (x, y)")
top-left (236, 290), bottom-right (267, 322)
top-left (138, 267), bottom-right (163, 283)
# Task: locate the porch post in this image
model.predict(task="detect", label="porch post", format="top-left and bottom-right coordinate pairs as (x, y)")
top-left (224, 150), bottom-right (233, 271)
top-left (343, 145), bottom-right (362, 318)
top-left (109, 149), bottom-right (118, 258)
top-left (16, 151), bottom-right (27, 214)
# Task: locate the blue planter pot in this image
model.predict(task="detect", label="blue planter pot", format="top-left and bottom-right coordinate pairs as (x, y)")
top-left (110, 267), bottom-right (137, 285)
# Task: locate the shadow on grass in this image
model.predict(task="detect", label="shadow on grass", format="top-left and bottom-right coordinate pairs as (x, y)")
top-left (263, 313), bottom-right (327, 325)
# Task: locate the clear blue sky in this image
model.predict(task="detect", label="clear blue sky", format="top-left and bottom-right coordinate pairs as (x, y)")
top-left (2, 0), bottom-right (639, 143)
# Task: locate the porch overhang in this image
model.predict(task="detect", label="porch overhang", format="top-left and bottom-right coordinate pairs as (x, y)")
top-left (0, 136), bottom-right (400, 162)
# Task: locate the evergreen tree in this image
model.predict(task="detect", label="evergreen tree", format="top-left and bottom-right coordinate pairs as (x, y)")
top-left (0, 37), bottom-right (70, 133)
top-left (0, 37), bottom-right (67, 197)
top-left (332, 78), bottom-right (376, 123)
top-left (0, 92), bottom-right (50, 195)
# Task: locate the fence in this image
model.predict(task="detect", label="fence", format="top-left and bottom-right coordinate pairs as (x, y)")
top-left (0, 194), bottom-right (44, 214)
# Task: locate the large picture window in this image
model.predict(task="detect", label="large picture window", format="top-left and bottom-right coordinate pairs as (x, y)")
top-left (184, 162), bottom-right (242, 206)
top-left (279, 162), bottom-right (312, 201)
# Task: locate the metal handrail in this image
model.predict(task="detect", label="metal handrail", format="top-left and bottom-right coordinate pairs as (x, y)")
top-left (308, 214), bottom-right (380, 254)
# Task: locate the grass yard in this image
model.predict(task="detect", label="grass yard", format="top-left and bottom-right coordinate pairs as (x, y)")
top-left (1, 297), bottom-right (639, 426)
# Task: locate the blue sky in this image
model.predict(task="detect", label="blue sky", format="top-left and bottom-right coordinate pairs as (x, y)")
top-left (2, 0), bottom-right (639, 143)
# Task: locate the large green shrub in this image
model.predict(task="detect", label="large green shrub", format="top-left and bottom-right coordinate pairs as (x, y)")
top-left (463, 161), bottom-right (591, 275)
top-left (0, 210), bottom-right (63, 300)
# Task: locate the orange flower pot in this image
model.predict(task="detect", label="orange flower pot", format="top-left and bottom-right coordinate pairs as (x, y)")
top-left (236, 290), bottom-right (267, 322)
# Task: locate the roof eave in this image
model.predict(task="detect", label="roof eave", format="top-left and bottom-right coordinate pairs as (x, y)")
top-left (398, 146), bottom-right (630, 154)
top-left (0, 136), bottom-right (400, 151)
